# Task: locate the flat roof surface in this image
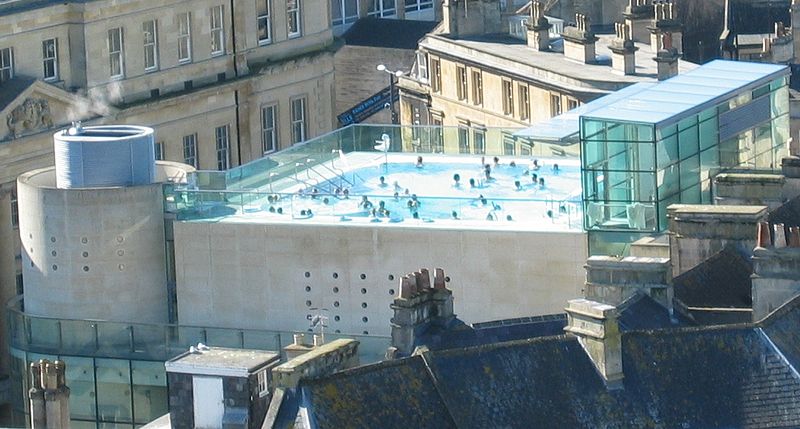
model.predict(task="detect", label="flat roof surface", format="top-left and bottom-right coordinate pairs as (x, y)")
top-left (166, 346), bottom-right (279, 376)
top-left (582, 60), bottom-right (789, 127)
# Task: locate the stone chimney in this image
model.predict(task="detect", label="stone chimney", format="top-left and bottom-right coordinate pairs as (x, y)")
top-left (668, 204), bottom-right (768, 277)
top-left (654, 33), bottom-right (680, 81)
top-left (584, 256), bottom-right (673, 314)
top-left (610, 22), bottom-right (638, 75)
top-left (624, 0), bottom-right (654, 43)
top-left (782, 156), bottom-right (800, 199)
top-left (713, 172), bottom-right (786, 210)
top-left (442, 0), bottom-right (503, 38)
top-left (389, 268), bottom-right (454, 357)
top-left (283, 333), bottom-right (315, 360)
top-left (562, 13), bottom-right (598, 64)
top-left (272, 339), bottom-right (360, 390)
top-left (564, 299), bottom-right (623, 389)
top-left (29, 359), bottom-right (70, 429)
top-left (526, 1), bottom-right (552, 51)
top-left (752, 222), bottom-right (800, 320)
top-left (649, 0), bottom-right (681, 54)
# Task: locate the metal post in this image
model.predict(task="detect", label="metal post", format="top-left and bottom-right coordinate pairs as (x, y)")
top-left (389, 74), bottom-right (398, 125)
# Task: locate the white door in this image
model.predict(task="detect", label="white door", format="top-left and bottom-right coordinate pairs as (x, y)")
top-left (193, 376), bottom-right (224, 429)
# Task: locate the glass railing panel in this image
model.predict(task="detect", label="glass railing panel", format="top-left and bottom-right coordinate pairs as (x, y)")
top-left (131, 324), bottom-right (169, 361)
top-left (242, 330), bottom-right (283, 352)
top-left (27, 317), bottom-right (60, 353)
top-left (95, 321), bottom-right (135, 358)
top-left (60, 319), bottom-right (99, 355)
top-left (204, 328), bottom-right (245, 348)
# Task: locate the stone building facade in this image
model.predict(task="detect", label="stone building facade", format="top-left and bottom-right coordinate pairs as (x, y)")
top-left (0, 0), bottom-right (336, 387)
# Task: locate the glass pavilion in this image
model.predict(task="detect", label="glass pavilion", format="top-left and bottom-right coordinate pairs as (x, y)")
top-left (519, 60), bottom-right (790, 253)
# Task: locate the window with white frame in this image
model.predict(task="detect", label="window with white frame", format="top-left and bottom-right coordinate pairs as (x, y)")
top-left (332, 0), bottom-right (359, 27)
top-left (473, 128), bottom-right (486, 155)
top-left (502, 79), bottom-right (514, 116)
top-left (108, 28), bottom-right (124, 78)
top-left (287, 0), bottom-right (302, 38)
top-left (261, 104), bottom-right (277, 153)
top-left (178, 12), bottom-right (192, 63)
top-left (183, 134), bottom-right (198, 168)
top-left (154, 141), bottom-right (164, 160)
top-left (210, 5), bottom-right (225, 55)
top-left (143, 20), bottom-right (158, 71)
top-left (42, 39), bottom-right (58, 81)
top-left (405, 0), bottom-right (432, 13)
top-left (290, 97), bottom-right (306, 144)
top-left (416, 52), bottom-right (428, 81)
top-left (257, 0), bottom-right (272, 44)
top-left (368, 0), bottom-right (396, 17)
top-left (257, 369), bottom-right (269, 397)
top-left (215, 125), bottom-right (230, 170)
top-left (0, 47), bottom-right (12, 82)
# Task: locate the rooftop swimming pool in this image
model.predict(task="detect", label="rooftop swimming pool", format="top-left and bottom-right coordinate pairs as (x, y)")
top-left (168, 151), bottom-right (584, 232)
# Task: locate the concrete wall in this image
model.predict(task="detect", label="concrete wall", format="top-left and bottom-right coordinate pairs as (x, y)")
top-left (17, 167), bottom-right (168, 323)
top-left (173, 221), bottom-right (588, 335)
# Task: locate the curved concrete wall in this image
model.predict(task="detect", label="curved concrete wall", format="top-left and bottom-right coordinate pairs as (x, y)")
top-left (17, 167), bottom-right (168, 323)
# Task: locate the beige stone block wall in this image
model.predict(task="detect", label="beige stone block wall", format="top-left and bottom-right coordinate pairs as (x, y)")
top-left (0, 6), bottom-right (81, 89)
top-left (174, 221), bottom-right (587, 336)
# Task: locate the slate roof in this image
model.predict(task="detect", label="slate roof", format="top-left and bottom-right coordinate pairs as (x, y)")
top-left (673, 246), bottom-right (753, 309)
top-left (726, 0), bottom-right (791, 37)
top-left (769, 193), bottom-right (800, 228)
top-left (417, 314), bottom-right (568, 352)
top-left (300, 296), bottom-right (800, 429)
top-left (302, 356), bottom-right (456, 429)
top-left (341, 18), bottom-right (439, 49)
top-left (0, 76), bottom-right (36, 112)
top-left (617, 293), bottom-right (691, 331)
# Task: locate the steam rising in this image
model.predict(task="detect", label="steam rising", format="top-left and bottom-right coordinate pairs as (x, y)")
top-left (67, 81), bottom-right (123, 121)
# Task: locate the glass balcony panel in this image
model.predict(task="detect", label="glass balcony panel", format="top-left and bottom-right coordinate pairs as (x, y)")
top-left (95, 358), bottom-right (133, 424)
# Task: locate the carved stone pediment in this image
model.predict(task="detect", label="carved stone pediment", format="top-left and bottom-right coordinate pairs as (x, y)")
top-left (6, 97), bottom-right (54, 138)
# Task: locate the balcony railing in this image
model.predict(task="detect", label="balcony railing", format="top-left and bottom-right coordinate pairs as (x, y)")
top-left (7, 296), bottom-right (390, 363)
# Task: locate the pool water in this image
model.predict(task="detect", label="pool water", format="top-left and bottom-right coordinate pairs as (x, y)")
top-left (238, 152), bottom-right (584, 230)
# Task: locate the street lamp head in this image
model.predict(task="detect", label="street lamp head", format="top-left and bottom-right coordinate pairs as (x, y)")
top-left (394, 70), bottom-right (404, 77)
top-left (376, 64), bottom-right (386, 71)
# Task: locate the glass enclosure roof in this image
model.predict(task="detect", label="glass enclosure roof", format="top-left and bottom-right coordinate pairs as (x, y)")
top-left (515, 82), bottom-right (656, 143)
top-left (584, 60), bottom-right (788, 127)
top-left (517, 60), bottom-right (789, 142)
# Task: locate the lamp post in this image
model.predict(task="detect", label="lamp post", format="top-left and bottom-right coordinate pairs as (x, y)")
top-left (376, 64), bottom-right (403, 124)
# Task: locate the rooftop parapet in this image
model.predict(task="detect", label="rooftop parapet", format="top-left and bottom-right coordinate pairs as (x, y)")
top-left (585, 256), bottom-right (672, 313)
top-left (752, 222), bottom-right (800, 320)
top-left (668, 204), bottom-right (768, 277)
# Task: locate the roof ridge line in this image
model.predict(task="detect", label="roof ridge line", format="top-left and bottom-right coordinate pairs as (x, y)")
top-left (419, 351), bottom-right (460, 428)
top-left (757, 327), bottom-right (800, 381)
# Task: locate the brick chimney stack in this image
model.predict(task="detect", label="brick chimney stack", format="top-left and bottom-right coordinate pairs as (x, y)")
top-left (562, 13), bottom-right (598, 64)
top-left (752, 222), bottom-right (800, 320)
top-left (29, 359), bottom-right (70, 429)
top-left (389, 268), bottom-right (455, 357)
top-left (610, 22), bottom-right (638, 75)
top-left (526, 1), bottom-right (552, 51)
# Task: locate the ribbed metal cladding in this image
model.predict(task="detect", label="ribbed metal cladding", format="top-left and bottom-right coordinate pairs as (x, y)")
top-left (54, 125), bottom-right (156, 189)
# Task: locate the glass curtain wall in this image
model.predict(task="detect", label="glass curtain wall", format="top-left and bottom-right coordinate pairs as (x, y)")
top-left (582, 75), bottom-right (789, 237)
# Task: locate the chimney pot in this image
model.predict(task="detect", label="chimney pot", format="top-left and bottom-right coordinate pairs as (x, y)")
top-left (789, 226), bottom-right (800, 248)
top-left (293, 333), bottom-right (305, 346)
top-left (419, 268), bottom-right (431, 289)
top-left (313, 334), bottom-right (323, 347)
top-left (434, 268), bottom-right (446, 289)
top-left (757, 221), bottom-right (772, 248)
top-left (774, 224), bottom-right (788, 248)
